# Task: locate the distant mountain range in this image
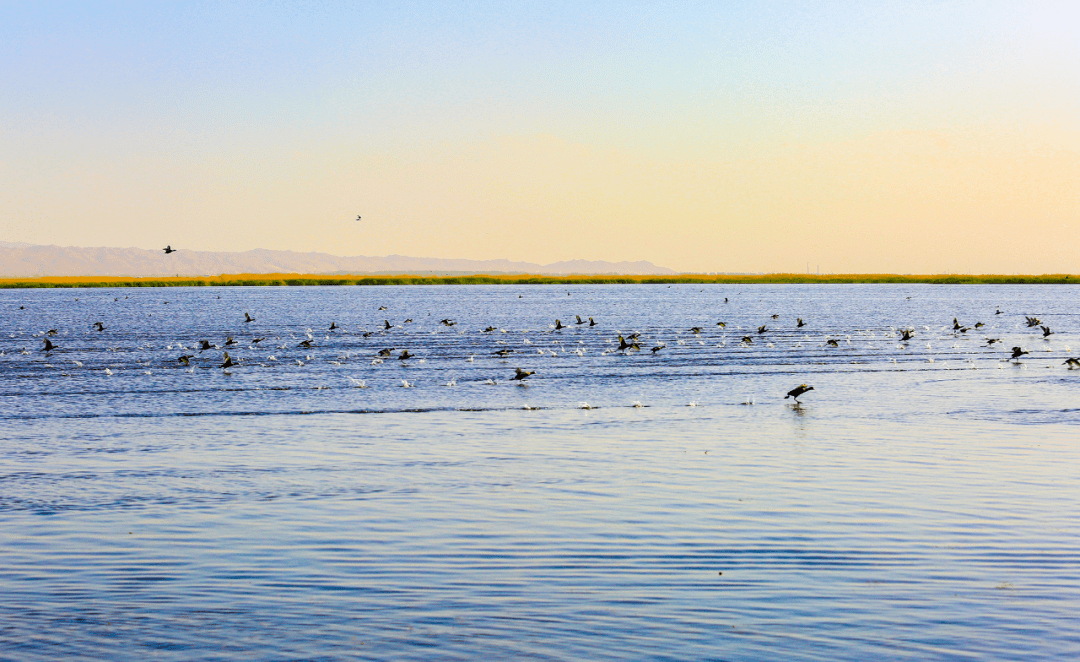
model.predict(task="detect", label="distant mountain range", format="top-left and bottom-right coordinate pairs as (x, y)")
top-left (0, 242), bottom-right (676, 277)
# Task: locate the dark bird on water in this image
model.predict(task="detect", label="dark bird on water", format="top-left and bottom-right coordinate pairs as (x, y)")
top-left (93, 322), bottom-right (105, 331)
top-left (554, 319), bottom-right (565, 330)
top-left (198, 340), bottom-right (213, 352)
top-left (252, 337), bottom-right (265, 344)
top-left (221, 352), bottom-right (237, 369)
top-left (986, 338), bottom-right (1001, 346)
top-left (244, 312), bottom-right (255, 323)
top-left (757, 325), bottom-right (768, 334)
top-left (900, 329), bottom-right (914, 341)
top-left (785, 384), bottom-right (814, 403)
top-left (178, 354), bottom-right (194, 366)
top-left (483, 326), bottom-right (497, 332)
top-left (440, 319), bottom-right (455, 326)
top-left (1011, 346), bottom-right (1029, 360)
top-left (377, 348), bottom-right (395, 357)
top-left (996, 308), bottom-right (1003, 315)
top-left (398, 350), bottom-right (413, 361)
top-left (741, 336), bottom-right (753, 344)
top-left (690, 327), bottom-right (702, 334)
top-left (41, 338), bottom-right (57, 352)
top-left (163, 245), bottom-right (176, 254)
top-left (378, 306), bottom-right (387, 311)
top-left (298, 339), bottom-right (313, 348)
top-left (494, 349), bottom-right (512, 357)
top-left (771, 314), bottom-right (779, 320)
top-left (512, 368), bottom-right (535, 381)
top-left (797, 318), bottom-right (806, 328)
top-left (225, 336), bottom-right (237, 346)
top-left (826, 339), bottom-right (839, 347)
top-left (1063, 358), bottom-right (1080, 369)
top-left (384, 320), bottom-right (392, 330)
top-left (651, 344), bottom-right (664, 354)
top-left (717, 321), bottom-right (726, 327)
top-left (329, 322), bottom-right (338, 331)
top-left (1041, 326), bottom-right (1053, 337)
top-left (974, 322), bottom-right (985, 328)
top-left (46, 329), bottom-right (58, 336)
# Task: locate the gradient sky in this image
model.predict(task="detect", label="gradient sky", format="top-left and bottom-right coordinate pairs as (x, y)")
top-left (1, 1), bottom-right (1077, 273)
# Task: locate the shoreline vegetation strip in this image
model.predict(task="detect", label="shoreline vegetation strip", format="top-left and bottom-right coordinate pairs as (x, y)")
top-left (0, 273), bottom-right (1077, 288)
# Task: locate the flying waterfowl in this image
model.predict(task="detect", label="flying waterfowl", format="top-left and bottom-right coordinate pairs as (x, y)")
top-left (252, 337), bottom-right (265, 344)
top-left (298, 339), bottom-right (313, 348)
top-left (512, 368), bottom-right (535, 380)
top-left (1041, 326), bottom-right (1053, 337)
top-left (1011, 346), bottom-right (1029, 360)
top-left (690, 327), bottom-right (702, 334)
top-left (900, 329), bottom-right (914, 341)
top-left (589, 317), bottom-right (597, 326)
top-left (771, 314), bottom-right (779, 320)
top-left (986, 338), bottom-right (1001, 346)
top-left (974, 322), bottom-right (985, 328)
top-left (716, 321), bottom-right (726, 327)
top-left (651, 344), bottom-right (664, 354)
top-left (384, 320), bottom-right (392, 330)
top-left (1063, 358), bottom-right (1080, 369)
top-left (494, 349), bottom-right (512, 357)
top-left (399, 350), bottom-right (413, 361)
top-left (46, 329), bottom-right (58, 336)
top-left (483, 326), bottom-right (497, 332)
top-left (377, 348), bottom-right (395, 357)
top-left (757, 325), bottom-right (768, 334)
top-left (741, 336), bottom-right (753, 344)
top-left (220, 352), bottom-right (237, 369)
top-left (329, 322), bottom-right (338, 330)
top-left (785, 384), bottom-right (814, 402)
top-left (378, 306), bottom-right (387, 310)
top-left (198, 340), bottom-right (213, 352)
top-left (797, 318), bottom-right (806, 328)
top-left (93, 322), bottom-right (105, 331)
top-left (554, 319), bottom-right (565, 330)
top-left (996, 308), bottom-right (1002, 315)
top-left (575, 316), bottom-right (586, 325)
top-left (41, 338), bottom-right (57, 352)
top-left (163, 245), bottom-right (176, 254)
top-left (826, 339), bottom-right (839, 347)
top-left (225, 336), bottom-right (238, 346)
top-left (440, 319), bottom-right (455, 326)
top-left (244, 312), bottom-right (255, 323)
top-left (616, 335), bottom-right (639, 351)
top-left (177, 355), bottom-right (194, 366)
top-left (1025, 316), bottom-right (1041, 328)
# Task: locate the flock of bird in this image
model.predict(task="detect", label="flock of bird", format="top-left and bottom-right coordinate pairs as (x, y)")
top-left (4, 291), bottom-right (1078, 410)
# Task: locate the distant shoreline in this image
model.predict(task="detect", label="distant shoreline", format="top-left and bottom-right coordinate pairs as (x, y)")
top-left (0, 273), bottom-right (1076, 288)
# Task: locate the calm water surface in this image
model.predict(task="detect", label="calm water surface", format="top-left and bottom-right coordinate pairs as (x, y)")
top-left (1, 284), bottom-right (1078, 660)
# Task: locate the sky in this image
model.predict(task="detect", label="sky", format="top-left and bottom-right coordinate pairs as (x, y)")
top-left (1, 1), bottom-right (1077, 273)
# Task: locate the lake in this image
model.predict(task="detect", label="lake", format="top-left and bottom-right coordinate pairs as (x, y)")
top-left (1, 284), bottom-right (1078, 660)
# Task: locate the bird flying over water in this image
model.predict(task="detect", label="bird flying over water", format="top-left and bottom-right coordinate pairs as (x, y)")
top-left (198, 340), bottom-right (213, 352)
top-left (900, 329), bottom-right (914, 341)
top-left (512, 368), bottom-right (535, 380)
top-left (826, 339), bottom-right (839, 347)
top-left (384, 320), bottom-right (392, 330)
top-left (298, 339), bottom-right (313, 348)
top-left (440, 319), bottom-right (455, 326)
top-left (1064, 358), bottom-right (1080, 369)
top-left (576, 316), bottom-right (586, 325)
top-left (221, 352), bottom-right (237, 369)
top-left (1041, 326), bottom-right (1053, 337)
top-left (757, 325), bottom-right (768, 334)
top-left (399, 350), bottom-right (413, 361)
top-left (41, 338), bottom-right (57, 352)
top-left (785, 384), bottom-right (814, 403)
top-left (178, 355), bottom-right (194, 366)
top-left (244, 312), bottom-right (255, 323)
top-left (329, 322), bottom-right (338, 331)
top-left (377, 348), bottom-right (395, 357)
top-left (797, 318), bottom-right (806, 328)
top-left (554, 319), bottom-right (565, 330)
top-left (589, 317), bottom-right (597, 326)
top-left (1025, 316), bottom-right (1041, 327)
top-left (163, 245), bottom-right (176, 254)
top-left (1011, 346), bottom-right (1029, 360)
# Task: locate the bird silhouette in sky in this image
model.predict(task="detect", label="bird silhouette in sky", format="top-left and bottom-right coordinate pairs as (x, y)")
top-left (163, 245), bottom-right (176, 254)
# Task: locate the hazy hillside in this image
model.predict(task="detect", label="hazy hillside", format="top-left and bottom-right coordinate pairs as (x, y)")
top-left (0, 243), bottom-right (675, 277)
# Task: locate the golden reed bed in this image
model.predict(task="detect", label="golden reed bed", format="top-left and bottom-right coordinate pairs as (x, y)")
top-left (1, 273), bottom-right (1077, 288)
